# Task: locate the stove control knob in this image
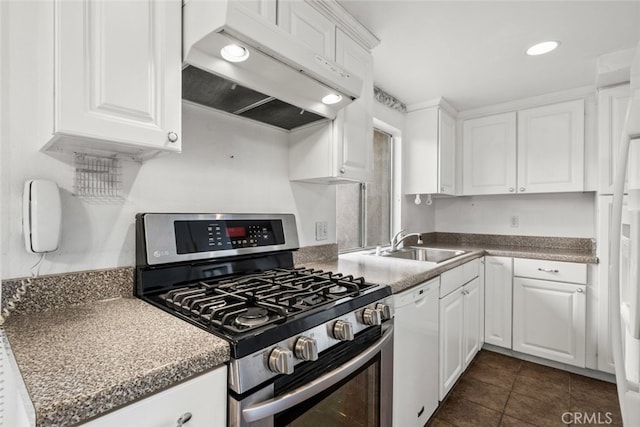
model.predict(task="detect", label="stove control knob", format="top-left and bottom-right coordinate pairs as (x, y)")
top-left (362, 308), bottom-right (382, 326)
top-left (268, 347), bottom-right (294, 375)
top-left (375, 303), bottom-right (392, 320)
top-left (333, 320), bottom-right (354, 341)
top-left (295, 336), bottom-right (318, 361)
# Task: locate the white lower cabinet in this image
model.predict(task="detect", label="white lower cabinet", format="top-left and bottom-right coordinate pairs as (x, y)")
top-left (484, 256), bottom-right (513, 348)
top-left (512, 278), bottom-right (587, 367)
top-left (512, 258), bottom-right (588, 368)
top-left (439, 284), bottom-right (465, 401)
top-left (83, 365), bottom-right (227, 427)
top-left (438, 259), bottom-right (482, 400)
top-left (463, 278), bottom-right (481, 367)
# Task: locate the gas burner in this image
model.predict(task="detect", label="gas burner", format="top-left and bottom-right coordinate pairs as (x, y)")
top-left (234, 307), bottom-right (270, 327)
top-left (328, 284), bottom-right (348, 295)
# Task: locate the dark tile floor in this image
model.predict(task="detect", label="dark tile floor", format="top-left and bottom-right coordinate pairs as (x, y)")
top-left (427, 350), bottom-right (622, 427)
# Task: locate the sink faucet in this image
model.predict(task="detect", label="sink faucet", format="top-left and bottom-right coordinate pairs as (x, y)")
top-left (389, 229), bottom-right (423, 252)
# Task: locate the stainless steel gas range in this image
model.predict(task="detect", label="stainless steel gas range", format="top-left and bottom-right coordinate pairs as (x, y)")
top-left (135, 213), bottom-right (394, 427)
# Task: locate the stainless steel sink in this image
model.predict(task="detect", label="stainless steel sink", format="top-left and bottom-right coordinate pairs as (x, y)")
top-left (368, 247), bottom-right (466, 263)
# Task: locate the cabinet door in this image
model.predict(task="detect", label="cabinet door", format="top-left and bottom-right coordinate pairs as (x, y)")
top-left (462, 112), bottom-right (517, 195)
top-left (232, 0), bottom-right (277, 23)
top-left (84, 366), bottom-right (227, 427)
top-left (55, 0), bottom-right (181, 153)
top-left (404, 107), bottom-right (439, 195)
top-left (439, 288), bottom-right (464, 400)
top-left (334, 29), bottom-right (373, 182)
top-left (484, 256), bottom-right (513, 348)
top-left (517, 99), bottom-right (584, 193)
top-left (277, 0), bottom-right (335, 59)
top-left (439, 108), bottom-right (456, 195)
top-left (598, 84), bottom-right (630, 194)
top-left (463, 278), bottom-right (481, 368)
top-left (513, 278), bottom-right (586, 367)
top-left (479, 257), bottom-right (486, 345)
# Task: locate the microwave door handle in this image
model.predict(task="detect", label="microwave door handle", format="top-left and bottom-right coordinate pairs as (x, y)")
top-left (242, 325), bottom-right (394, 423)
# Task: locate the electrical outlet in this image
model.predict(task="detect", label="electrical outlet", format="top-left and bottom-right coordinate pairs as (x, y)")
top-left (510, 215), bottom-right (519, 228)
top-left (315, 221), bottom-right (328, 241)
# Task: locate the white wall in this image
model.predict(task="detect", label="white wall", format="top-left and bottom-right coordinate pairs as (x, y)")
top-left (435, 192), bottom-right (596, 238)
top-left (1, 99), bottom-right (335, 279)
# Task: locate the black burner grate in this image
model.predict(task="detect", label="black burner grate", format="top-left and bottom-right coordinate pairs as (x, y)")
top-left (158, 268), bottom-right (372, 336)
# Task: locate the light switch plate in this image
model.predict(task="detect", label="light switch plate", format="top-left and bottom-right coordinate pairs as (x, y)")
top-left (315, 221), bottom-right (328, 241)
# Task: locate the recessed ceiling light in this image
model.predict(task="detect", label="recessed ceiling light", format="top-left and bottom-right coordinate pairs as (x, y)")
top-left (526, 41), bottom-right (560, 56)
top-left (322, 94), bottom-right (342, 105)
top-left (220, 44), bottom-right (250, 62)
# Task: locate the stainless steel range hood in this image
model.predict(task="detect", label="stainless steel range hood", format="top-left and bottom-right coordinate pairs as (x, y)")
top-left (182, 0), bottom-right (363, 131)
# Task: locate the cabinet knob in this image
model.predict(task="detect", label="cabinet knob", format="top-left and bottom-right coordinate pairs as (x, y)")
top-left (519, 187), bottom-right (525, 192)
top-left (167, 132), bottom-right (179, 143)
top-left (176, 412), bottom-right (192, 426)
top-left (577, 288), bottom-right (584, 294)
top-left (508, 187), bottom-right (515, 192)
top-left (339, 167), bottom-right (346, 174)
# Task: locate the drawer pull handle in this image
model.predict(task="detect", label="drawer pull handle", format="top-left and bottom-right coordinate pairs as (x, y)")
top-left (176, 412), bottom-right (192, 426)
top-left (537, 268), bottom-right (559, 273)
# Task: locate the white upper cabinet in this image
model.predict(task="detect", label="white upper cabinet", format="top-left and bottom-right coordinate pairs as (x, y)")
top-left (42, 0), bottom-right (182, 159)
top-left (333, 29), bottom-right (373, 182)
top-left (277, 0), bottom-right (336, 59)
top-left (289, 29), bottom-right (373, 183)
top-left (462, 99), bottom-right (585, 195)
top-left (233, 0), bottom-right (277, 23)
top-left (404, 106), bottom-right (456, 195)
top-left (517, 99), bottom-right (585, 193)
top-left (598, 84), bottom-right (630, 194)
top-left (462, 112), bottom-right (517, 195)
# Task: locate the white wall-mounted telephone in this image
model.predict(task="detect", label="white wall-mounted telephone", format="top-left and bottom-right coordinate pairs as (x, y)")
top-left (22, 179), bottom-right (61, 254)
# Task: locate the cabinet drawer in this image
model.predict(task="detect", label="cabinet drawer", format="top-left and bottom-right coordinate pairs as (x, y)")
top-left (513, 258), bottom-right (587, 284)
top-left (440, 258), bottom-right (480, 297)
top-left (84, 366), bottom-right (227, 427)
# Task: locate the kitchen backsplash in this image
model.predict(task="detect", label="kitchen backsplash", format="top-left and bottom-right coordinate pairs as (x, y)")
top-left (1, 267), bottom-right (134, 319)
top-left (0, 244), bottom-right (339, 320)
top-left (423, 232), bottom-right (596, 253)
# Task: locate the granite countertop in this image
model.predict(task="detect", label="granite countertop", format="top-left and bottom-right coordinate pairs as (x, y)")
top-left (3, 297), bottom-right (229, 427)
top-left (299, 237), bottom-right (597, 295)
top-left (302, 250), bottom-right (485, 294)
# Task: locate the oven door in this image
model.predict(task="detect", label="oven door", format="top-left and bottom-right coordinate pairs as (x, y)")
top-left (230, 323), bottom-right (393, 427)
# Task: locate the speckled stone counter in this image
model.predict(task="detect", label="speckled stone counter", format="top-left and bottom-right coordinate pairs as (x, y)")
top-left (298, 233), bottom-right (597, 295)
top-left (1, 267), bottom-right (230, 427)
top-left (302, 250), bottom-right (485, 294)
top-left (3, 297), bottom-right (229, 427)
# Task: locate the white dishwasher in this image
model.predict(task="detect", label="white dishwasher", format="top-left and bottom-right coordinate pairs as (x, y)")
top-left (392, 277), bottom-right (439, 427)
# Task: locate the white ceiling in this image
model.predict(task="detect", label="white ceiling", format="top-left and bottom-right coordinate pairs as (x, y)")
top-left (338, 1), bottom-right (640, 112)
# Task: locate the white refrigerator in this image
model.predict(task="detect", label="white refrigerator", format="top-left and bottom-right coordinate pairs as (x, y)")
top-left (610, 40), bottom-right (640, 426)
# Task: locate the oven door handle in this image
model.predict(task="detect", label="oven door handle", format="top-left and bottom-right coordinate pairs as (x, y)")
top-left (242, 324), bottom-right (394, 423)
